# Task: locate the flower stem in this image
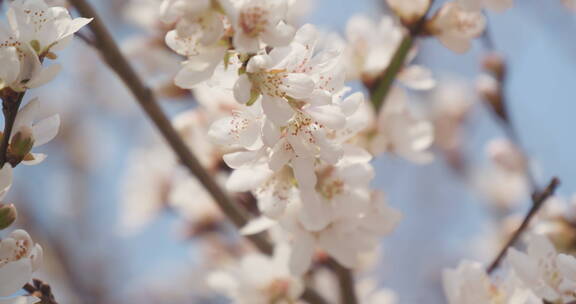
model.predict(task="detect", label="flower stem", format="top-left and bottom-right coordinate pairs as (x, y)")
top-left (370, 3), bottom-right (433, 112)
top-left (370, 35), bottom-right (413, 111)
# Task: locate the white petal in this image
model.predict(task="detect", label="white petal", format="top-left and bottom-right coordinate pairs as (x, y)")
top-left (269, 139), bottom-right (293, 171)
top-left (233, 30), bottom-right (260, 53)
top-left (226, 166), bottom-right (272, 192)
top-left (26, 64), bottom-right (61, 89)
top-left (240, 216), bottom-right (277, 235)
top-left (297, 187), bottom-right (330, 231)
top-left (262, 118), bottom-right (280, 147)
top-left (292, 156), bottom-right (316, 190)
top-left (558, 253), bottom-right (576, 281)
top-left (261, 21), bottom-right (295, 47)
top-left (208, 117), bottom-right (236, 145)
top-left (282, 73), bottom-right (314, 99)
top-left (398, 65), bottom-right (436, 90)
top-left (304, 105), bottom-right (345, 129)
top-left (289, 231), bottom-right (315, 275)
top-left (233, 74), bottom-right (254, 104)
top-left (0, 164), bottom-right (13, 201)
top-left (207, 271), bottom-right (238, 296)
top-left (32, 114), bottom-right (60, 147)
top-left (223, 150), bottom-right (262, 169)
top-left (262, 95), bottom-right (294, 126)
top-left (0, 259), bottom-right (32, 297)
top-left (340, 92), bottom-right (363, 116)
top-left (438, 34), bottom-right (472, 54)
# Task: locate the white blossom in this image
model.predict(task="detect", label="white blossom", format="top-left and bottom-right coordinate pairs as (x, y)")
top-left (267, 191), bottom-right (401, 275)
top-left (386, 0), bottom-right (431, 24)
top-left (7, 0), bottom-right (92, 55)
top-left (344, 15), bottom-right (435, 89)
top-left (0, 230), bottom-right (42, 297)
top-left (427, 1), bottom-right (486, 53)
top-left (443, 260), bottom-right (542, 304)
top-left (207, 244), bottom-right (304, 304)
top-left (0, 0), bottom-right (92, 91)
top-left (507, 234), bottom-right (576, 302)
top-left (370, 87), bottom-right (434, 163)
top-left (225, 0), bottom-right (295, 53)
top-left (161, 0), bottom-right (229, 88)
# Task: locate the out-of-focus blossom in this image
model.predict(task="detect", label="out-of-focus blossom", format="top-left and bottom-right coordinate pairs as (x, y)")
top-left (120, 146), bottom-right (175, 234)
top-left (426, 2), bottom-right (486, 53)
top-left (371, 87), bottom-right (434, 163)
top-left (507, 234), bottom-right (576, 302)
top-left (263, 191), bottom-right (401, 275)
top-left (225, 0), bottom-right (295, 53)
top-left (474, 138), bottom-right (528, 210)
top-left (344, 15), bottom-right (434, 90)
top-left (207, 244), bottom-right (304, 304)
top-left (443, 260), bottom-right (541, 304)
top-left (386, 0), bottom-right (431, 25)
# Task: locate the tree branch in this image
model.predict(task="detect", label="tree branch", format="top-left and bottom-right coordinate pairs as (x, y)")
top-left (487, 177), bottom-right (560, 273)
top-left (67, 0), bottom-right (271, 255)
top-left (0, 90), bottom-right (25, 167)
top-left (67, 1), bottom-right (328, 303)
top-left (479, 48), bottom-right (560, 274)
top-left (24, 279), bottom-right (59, 304)
top-left (329, 260), bottom-right (358, 304)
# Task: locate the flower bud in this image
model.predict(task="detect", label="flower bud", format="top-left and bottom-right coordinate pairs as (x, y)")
top-left (0, 203), bottom-right (17, 230)
top-left (387, 0), bottom-right (431, 28)
top-left (476, 74), bottom-right (506, 121)
top-left (8, 127), bottom-right (34, 165)
top-left (486, 138), bottom-right (526, 173)
top-left (482, 52), bottom-right (506, 81)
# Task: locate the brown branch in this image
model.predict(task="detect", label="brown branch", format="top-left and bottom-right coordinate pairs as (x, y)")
top-left (24, 279), bottom-right (59, 304)
top-left (478, 44), bottom-right (562, 273)
top-left (66, 1), bottom-right (328, 303)
top-left (0, 90), bottom-right (25, 167)
top-left (329, 260), bottom-right (358, 304)
top-left (487, 177), bottom-right (560, 273)
top-left (67, 0), bottom-right (271, 255)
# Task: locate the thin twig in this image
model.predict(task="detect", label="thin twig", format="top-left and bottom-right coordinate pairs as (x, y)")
top-left (370, 1), bottom-right (434, 111)
top-left (487, 177), bottom-right (560, 273)
top-left (67, 1), bottom-right (328, 303)
top-left (24, 279), bottom-right (59, 304)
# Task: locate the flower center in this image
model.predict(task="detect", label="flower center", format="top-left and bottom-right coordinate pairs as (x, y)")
top-left (251, 69), bottom-right (288, 98)
top-left (266, 278), bottom-right (291, 302)
top-left (239, 6), bottom-right (269, 37)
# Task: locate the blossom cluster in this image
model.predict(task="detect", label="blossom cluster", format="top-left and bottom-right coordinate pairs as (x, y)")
top-left (117, 0), bottom-right (576, 303)
top-left (0, 0), bottom-right (90, 303)
top-left (444, 234), bottom-right (576, 304)
top-left (146, 0), bottom-right (421, 301)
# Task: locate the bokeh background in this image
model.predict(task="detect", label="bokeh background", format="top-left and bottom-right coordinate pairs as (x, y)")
top-left (5, 0), bottom-right (576, 303)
